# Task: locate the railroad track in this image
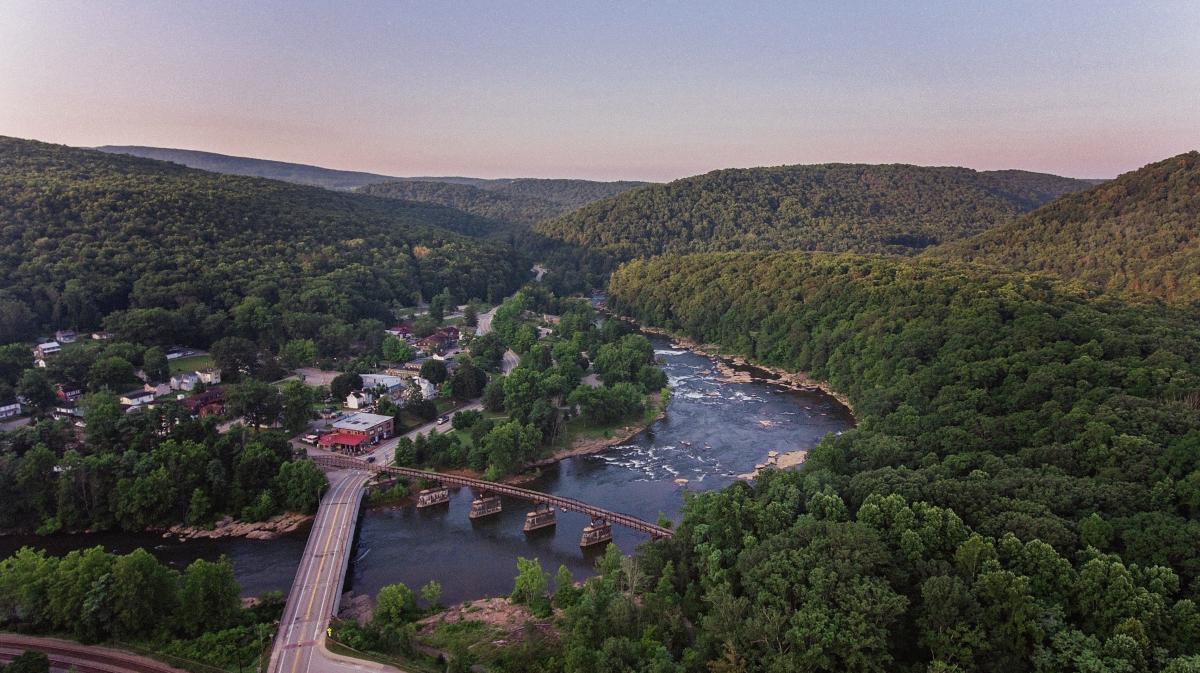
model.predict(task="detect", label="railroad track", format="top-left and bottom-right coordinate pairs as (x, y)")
top-left (0, 635), bottom-right (188, 673)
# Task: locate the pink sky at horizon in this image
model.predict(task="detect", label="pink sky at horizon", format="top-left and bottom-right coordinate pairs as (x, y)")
top-left (2, 1), bottom-right (1197, 182)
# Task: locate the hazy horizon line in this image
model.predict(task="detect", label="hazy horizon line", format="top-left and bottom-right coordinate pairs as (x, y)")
top-left (73, 137), bottom-right (1131, 183)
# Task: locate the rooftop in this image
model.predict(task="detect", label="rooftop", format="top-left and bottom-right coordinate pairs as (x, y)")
top-left (331, 412), bottom-right (393, 430)
top-left (319, 432), bottom-right (367, 447)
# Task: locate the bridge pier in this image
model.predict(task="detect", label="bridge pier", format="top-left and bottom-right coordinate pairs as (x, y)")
top-left (523, 503), bottom-right (557, 532)
top-left (580, 517), bottom-right (613, 547)
top-left (416, 486), bottom-right (450, 508)
top-left (469, 492), bottom-right (502, 519)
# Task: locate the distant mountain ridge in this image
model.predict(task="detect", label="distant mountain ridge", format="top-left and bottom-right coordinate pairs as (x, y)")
top-left (928, 151), bottom-right (1200, 304)
top-left (359, 180), bottom-right (565, 229)
top-left (95, 146), bottom-right (650, 200)
top-left (358, 178), bottom-right (650, 230)
top-left (95, 145), bottom-right (403, 190)
top-left (533, 162), bottom-right (1099, 266)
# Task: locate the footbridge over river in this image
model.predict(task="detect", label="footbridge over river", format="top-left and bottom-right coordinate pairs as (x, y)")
top-left (269, 454), bottom-right (672, 672)
top-left (314, 452), bottom-right (675, 539)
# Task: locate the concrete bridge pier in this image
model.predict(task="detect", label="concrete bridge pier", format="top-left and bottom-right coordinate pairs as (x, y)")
top-left (524, 503), bottom-right (557, 532)
top-left (417, 486), bottom-right (450, 508)
top-left (469, 491), bottom-right (503, 519)
top-left (580, 517), bottom-right (613, 547)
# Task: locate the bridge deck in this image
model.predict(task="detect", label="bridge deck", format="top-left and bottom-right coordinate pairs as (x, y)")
top-left (314, 453), bottom-right (673, 539)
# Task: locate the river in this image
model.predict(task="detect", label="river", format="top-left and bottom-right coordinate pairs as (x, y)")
top-left (0, 337), bottom-right (854, 602)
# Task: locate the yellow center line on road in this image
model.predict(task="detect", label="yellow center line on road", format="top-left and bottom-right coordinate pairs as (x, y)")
top-left (288, 474), bottom-right (349, 673)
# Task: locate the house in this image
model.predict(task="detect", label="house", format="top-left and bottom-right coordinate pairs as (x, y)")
top-left (54, 329), bottom-right (77, 343)
top-left (345, 390), bottom-right (375, 410)
top-left (320, 411), bottom-right (394, 454)
top-left (0, 402), bottom-right (21, 419)
top-left (416, 333), bottom-right (450, 354)
top-left (144, 382), bottom-right (172, 397)
top-left (33, 341), bottom-right (61, 360)
top-left (440, 326), bottom-right (460, 341)
top-left (385, 323), bottom-right (413, 339)
top-left (196, 368), bottom-right (221, 385)
top-left (413, 376), bottom-right (438, 400)
top-left (52, 402), bottom-right (85, 426)
top-left (170, 372), bottom-right (200, 392)
top-left (181, 388), bottom-right (225, 417)
top-left (360, 373), bottom-right (406, 396)
top-left (55, 384), bottom-right (83, 402)
top-left (119, 389), bottom-right (156, 406)
top-left (91, 331), bottom-right (113, 341)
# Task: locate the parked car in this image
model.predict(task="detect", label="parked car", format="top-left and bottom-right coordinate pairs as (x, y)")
top-left (303, 434), bottom-right (319, 445)
top-left (437, 415), bottom-right (449, 425)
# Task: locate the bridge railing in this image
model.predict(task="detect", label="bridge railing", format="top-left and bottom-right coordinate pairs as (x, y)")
top-left (313, 453), bottom-right (673, 539)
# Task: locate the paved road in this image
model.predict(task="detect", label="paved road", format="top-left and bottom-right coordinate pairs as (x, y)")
top-left (268, 468), bottom-right (392, 673)
top-left (475, 306), bottom-right (498, 336)
top-left (0, 635), bottom-right (185, 673)
top-left (357, 401), bottom-right (484, 465)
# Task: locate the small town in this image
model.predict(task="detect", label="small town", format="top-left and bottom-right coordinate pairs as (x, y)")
top-left (2, 4), bottom-right (1196, 673)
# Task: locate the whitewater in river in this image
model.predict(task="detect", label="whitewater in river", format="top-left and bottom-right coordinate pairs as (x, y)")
top-left (0, 336), bottom-right (853, 602)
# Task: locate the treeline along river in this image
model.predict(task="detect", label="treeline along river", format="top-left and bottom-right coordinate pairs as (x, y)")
top-left (0, 336), bottom-right (854, 603)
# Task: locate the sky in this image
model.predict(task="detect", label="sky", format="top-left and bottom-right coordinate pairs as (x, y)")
top-left (1, 1), bottom-right (1198, 181)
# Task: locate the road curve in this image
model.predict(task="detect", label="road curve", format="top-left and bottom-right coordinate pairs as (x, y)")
top-left (0, 635), bottom-right (186, 673)
top-left (267, 468), bottom-right (394, 673)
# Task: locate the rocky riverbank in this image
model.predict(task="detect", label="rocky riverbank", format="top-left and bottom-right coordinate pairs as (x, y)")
top-left (163, 511), bottom-right (312, 541)
top-left (528, 391), bottom-right (667, 468)
top-left (636, 324), bottom-right (856, 415)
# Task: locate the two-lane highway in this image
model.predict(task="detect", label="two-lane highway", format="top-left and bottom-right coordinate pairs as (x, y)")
top-left (267, 468), bottom-right (393, 673)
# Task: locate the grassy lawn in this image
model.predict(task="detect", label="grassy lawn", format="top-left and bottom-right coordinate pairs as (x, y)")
top-left (168, 354), bottom-right (214, 374)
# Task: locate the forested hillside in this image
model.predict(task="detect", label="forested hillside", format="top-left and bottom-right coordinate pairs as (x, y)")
top-left (929, 151), bottom-right (1200, 304)
top-left (0, 137), bottom-right (527, 345)
top-left (96, 145), bottom-right (401, 190)
top-left (585, 251), bottom-right (1200, 672)
top-left (492, 178), bottom-right (649, 207)
top-left (359, 180), bottom-right (564, 230)
top-left (534, 164), bottom-right (1096, 268)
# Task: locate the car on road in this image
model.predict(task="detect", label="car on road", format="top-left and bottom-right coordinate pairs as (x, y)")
top-left (302, 433), bottom-right (320, 445)
top-left (437, 415), bottom-right (450, 425)
top-left (366, 456), bottom-right (376, 463)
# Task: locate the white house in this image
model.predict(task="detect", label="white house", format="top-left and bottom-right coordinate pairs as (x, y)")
top-left (144, 382), bottom-right (172, 397)
top-left (119, 389), bottom-right (156, 406)
top-left (345, 390), bottom-right (375, 409)
top-left (170, 372), bottom-right (200, 391)
top-left (54, 330), bottom-right (77, 344)
top-left (197, 368), bottom-right (222, 385)
top-left (413, 376), bottom-right (438, 400)
top-left (0, 402), bottom-right (21, 419)
top-left (360, 373), bottom-right (406, 396)
top-left (34, 341), bottom-right (61, 359)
